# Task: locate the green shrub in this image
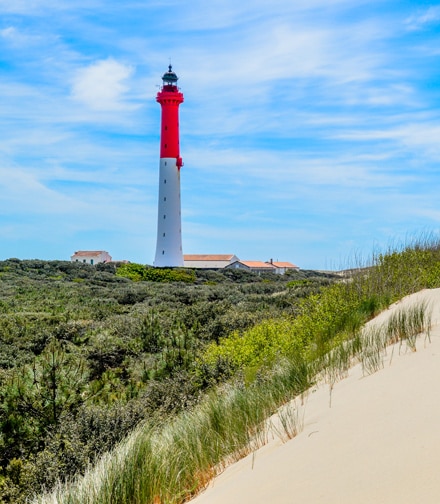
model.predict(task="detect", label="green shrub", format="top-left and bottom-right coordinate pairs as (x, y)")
top-left (116, 264), bottom-right (196, 283)
top-left (198, 281), bottom-right (360, 375)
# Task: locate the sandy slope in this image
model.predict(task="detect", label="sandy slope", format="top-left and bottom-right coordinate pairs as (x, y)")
top-left (190, 288), bottom-right (440, 504)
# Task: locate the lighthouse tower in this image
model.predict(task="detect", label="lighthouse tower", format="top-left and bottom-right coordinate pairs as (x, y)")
top-left (154, 65), bottom-right (184, 267)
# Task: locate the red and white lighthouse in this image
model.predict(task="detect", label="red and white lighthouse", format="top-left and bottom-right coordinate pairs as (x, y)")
top-left (154, 65), bottom-right (184, 267)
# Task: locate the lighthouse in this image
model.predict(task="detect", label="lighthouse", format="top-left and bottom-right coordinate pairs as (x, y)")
top-left (153, 65), bottom-right (184, 267)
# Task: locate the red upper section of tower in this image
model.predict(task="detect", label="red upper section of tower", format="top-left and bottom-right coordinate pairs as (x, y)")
top-left (157, 65), bottom-right (184, 162)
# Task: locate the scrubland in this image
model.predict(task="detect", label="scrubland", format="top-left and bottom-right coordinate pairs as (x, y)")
top-left (1, 237), bottom-right (440, 504)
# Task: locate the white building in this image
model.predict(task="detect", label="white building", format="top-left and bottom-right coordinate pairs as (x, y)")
top-left (183, 254), bottom-right (239, 269)
top-left (70, 250), bottom-right (112, 265)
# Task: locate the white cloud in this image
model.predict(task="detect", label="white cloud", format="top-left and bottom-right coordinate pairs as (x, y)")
top-left (340, 84), bottom-right (418, 107)
top-left (71, 58), bottom-right (135, 111)
top-left (333, 120), bottom-right (440, 159)
top-left (1, 26), bottom-right (16, 38)
top-left (0, 25), bottom-right (46, 48)
top-left (406, 6), bottom-right (440, 31)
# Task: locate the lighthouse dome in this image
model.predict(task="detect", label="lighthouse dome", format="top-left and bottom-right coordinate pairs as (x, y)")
top-left (162, 65), bottom-right (178, 86)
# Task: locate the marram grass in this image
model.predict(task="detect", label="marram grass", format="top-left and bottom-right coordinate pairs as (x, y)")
top-left (32, 356), bottom-right (312, 504)
top-left (32, 300), bottom-right (432, 504)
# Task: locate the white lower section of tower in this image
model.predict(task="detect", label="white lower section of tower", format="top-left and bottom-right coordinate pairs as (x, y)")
top-left (154, 158), bottom-right (184, 267)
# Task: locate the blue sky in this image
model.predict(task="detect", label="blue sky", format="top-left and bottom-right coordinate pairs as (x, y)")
top-left (1, 1), bottom-right (440, 269)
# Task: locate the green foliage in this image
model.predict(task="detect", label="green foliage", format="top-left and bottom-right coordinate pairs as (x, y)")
top-left (0, 340), bottom-right (88, 466)
top-left (199, 282), bottom-right (360, 375)
top-left (199, 239), bottom-right (440, 380)
top-left (286, 279), bottom-right (312, 289)
top-left (201, 319), bottom-right (297, 372)
top-left (352, 240), bottom-right (440, 304)
top-left (115, 263), bottom-right (145, 282)
top-left (0, 258), bottom-right (313, 501)
top-left (116, 263), bottom-right (196, 283)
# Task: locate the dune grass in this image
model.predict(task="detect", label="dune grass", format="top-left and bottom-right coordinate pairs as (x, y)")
top-left (32, 239), bottom-right (440, 504)
top-left (32, 302), bottom-right (432, 504)
top-left (31, 355), bottom-right (314, 504)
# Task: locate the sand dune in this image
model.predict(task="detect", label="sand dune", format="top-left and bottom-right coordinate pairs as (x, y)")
top-left (191, 289), bottom-right (440, 504)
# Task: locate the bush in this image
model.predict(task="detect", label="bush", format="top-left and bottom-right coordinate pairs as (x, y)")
top-left (116, 264), bottom-right (196, 283)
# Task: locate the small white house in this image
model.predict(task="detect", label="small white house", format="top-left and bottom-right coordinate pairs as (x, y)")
top-left (70, 250), bottom-right (112, 265)
top-left (183, 254), bottom-right (239, 269)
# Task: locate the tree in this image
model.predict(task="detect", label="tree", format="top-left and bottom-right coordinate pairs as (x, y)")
top-left (0, 339), bottom-right (87, 466)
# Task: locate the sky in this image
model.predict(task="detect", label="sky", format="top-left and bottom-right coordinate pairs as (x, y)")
top-left (0, 1), bottom-right (440, 269)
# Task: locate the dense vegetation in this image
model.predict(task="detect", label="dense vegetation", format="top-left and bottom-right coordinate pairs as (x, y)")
top-left (0, 259), bottom-right (335, 503)
top-left (3, 238), bottom-right (440, 504)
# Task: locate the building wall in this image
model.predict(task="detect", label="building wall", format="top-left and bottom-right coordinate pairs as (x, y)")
top-left (183, 260), bottom-right (231, 269)
top-left (225, 261), bottom-right (276, 274)
top-left (71, 251), bottom-right (112, 265)
top-left (227, 262), bottom-right (249, 270)
top-left (183, 255), bottom-right (240, 269)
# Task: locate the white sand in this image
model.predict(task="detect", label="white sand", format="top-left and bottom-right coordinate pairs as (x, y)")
top-left (191, 289), bottom-right (440, 504)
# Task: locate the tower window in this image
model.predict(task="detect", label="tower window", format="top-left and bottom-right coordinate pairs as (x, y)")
top-left (164, 197), bottom-right (166, 201)
top-left (162, 250), bottom-right (165, 255)
top-left (163, 233), bottom-right (165, 237)
top-left (164, 179), bottom-right (166, 184)
top-left (163, 215), bottom-right (166, 219)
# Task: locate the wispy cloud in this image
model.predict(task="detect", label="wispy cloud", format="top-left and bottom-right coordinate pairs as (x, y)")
top-left (333, 118), bottom-right (440, 159)
top-left (405, 6), bottom-right (440, 31)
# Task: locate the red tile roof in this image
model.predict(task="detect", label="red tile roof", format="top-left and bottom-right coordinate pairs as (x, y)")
top-left (240, 261), bottom-right (276, 269)
top-left (270, 261), bottom-right (298, 268)
top-left (72, 251), bottom-right (106, 257)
